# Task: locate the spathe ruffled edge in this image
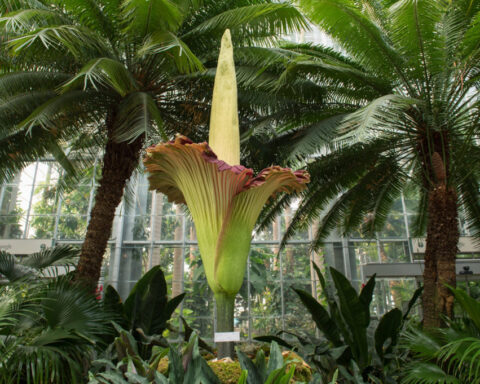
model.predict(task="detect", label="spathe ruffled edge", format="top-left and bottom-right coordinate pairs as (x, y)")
top-left (145, 135), bottom-right (309, 197)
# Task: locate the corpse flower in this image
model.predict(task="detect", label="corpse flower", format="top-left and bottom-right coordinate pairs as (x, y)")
top-left (144, 30), bottom-right (309, 357)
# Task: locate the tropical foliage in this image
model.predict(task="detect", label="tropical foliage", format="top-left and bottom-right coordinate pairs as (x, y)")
top-left (0, 276), bottom-right (113, 383)
top-left (103, 266), bottom-right (185, 359)
top-left (257, 264), bottom-right (422, 383)
top-left (0, 0), bottom-right (308, 289)
top-left (401, 286), bottom-right (480, 384)
top-left (236, 341), bottom-right (297, 384)
top-left (0, 244), bottom-right (78, 281)
top-left (258, 0), bottom-right (480, 327)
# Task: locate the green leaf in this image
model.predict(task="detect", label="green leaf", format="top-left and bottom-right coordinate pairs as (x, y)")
top-left (167, 346), bottom-right (184, 384)
top-left (449, 285), bottom-right (480, 331)
top-left (237, 370), bottom-right (248, 384)
top-left (403, 285), bottom-right (423, 320)
top-left (292, 287), bottom-right (341, 346)
top-left (139, 32), bottom-right (204, 74)
top-left (237, 348), bottom-right (264, 384)
top-left (253, 336), bottom-right (293, 349)
top-left (266, 341), bottom-right (283, 375)
top-left (374, 308), bottom-right (402, 361)
top-left (359, 273), bottom-right (376, 321)
top-left (329, 267), bottom-right (369, 366)
top-left (124, 266), bottom-right (169, 334)
top-left (122, 0), bottom-right (183, 37)
top-left (103, 285), bottom-right (124, 319)
top-left (113, 92), bottom-right (167, 143)
top-left (183, 334), bottom-right (221, 384)
top-left (62, 58), bottom-right (137, 97)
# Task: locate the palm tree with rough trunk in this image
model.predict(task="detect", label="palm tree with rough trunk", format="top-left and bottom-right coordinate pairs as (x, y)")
top-left (0, 0), bottom-right (307, 289)
top-left (258, 0), bottom-right (480, 327)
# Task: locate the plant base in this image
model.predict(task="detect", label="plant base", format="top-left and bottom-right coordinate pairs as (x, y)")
top-left (215, 292), bottom-right (235, 359)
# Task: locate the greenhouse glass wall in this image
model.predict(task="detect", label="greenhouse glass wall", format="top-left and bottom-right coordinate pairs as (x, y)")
top-left (1, 160), bottom-right (479, 341)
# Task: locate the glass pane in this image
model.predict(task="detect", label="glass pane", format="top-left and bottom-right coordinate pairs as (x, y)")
top-left (123, 215), bottom-right (151, 241)
top-left (250, 246), bottom-right (281, 282)
top-left (31, 185), bottom-right (59, 215)
top-left (60, 186), bottom-right (92, 215)
top-left (379, 214), bottom-right (406, 238)
top-left (35, 162), bottom-right (60, 185)
top-left (349, 242), bottom-right (379, 264)
top-left (253, 220), bottom-right (276, 241)
top-left (282, 245), bottom-right (311, 280)
top-left (251, 317), bottom-right (283, 338)
top-left (116, 245), bottom-right (149, 298)
top-left (151, 215), bottom-right (182, 241)
top-left (250, 280), bottom-right (283, 320)
top-left (0, 215), bottom-right (25, 239)
top-left (1, 185), bottom-right (26, 214)
top-left (57, 215), bottom-right (87, 240)
top-left (28, 215), bottom-right (55, 239)
top-left (378, 241), bottom-right (410, 263)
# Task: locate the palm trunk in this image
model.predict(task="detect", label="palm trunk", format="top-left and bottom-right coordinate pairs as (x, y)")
top-left (215, 292), bottom-right (235, 359)
top-left (423, 183), bottom-right (459, 328)
top-left (75, 115), bottom-right (143, 290)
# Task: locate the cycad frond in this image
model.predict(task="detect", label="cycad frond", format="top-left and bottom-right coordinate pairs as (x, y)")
top-left (8, 25), bottom-right (113, 60)
top-left (113, 92), bottom-right (167, 143)
top-left (62, 57), bottom-right (137, 96)
top-left (140, 32), bottom-right (204, 73)
top-left (0, 9), bottom-right (68, 33)
top-left (50, 0), bottom-right (116, 39)
top-left (388, 0), bottom-right (445, 78)
top-left (0, 71), bottom-right (70, 98)
top-left (336, 94), bottom-right (417, 144)
top-left (122, 0), bottom-right (183, 38)
top-left (183, 3), bottom-right (308, 43)
top-left (298, 0), bottom-right (404, 78)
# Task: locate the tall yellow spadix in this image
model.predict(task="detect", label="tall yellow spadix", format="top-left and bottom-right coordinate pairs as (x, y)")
top-left (208, 29), bottom-right (240, 165)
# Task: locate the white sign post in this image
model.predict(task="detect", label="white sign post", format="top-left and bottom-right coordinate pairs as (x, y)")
top-left (214, 332), bottom-right (240, 343)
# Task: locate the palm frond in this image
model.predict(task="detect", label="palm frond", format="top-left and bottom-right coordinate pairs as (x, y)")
top-left (182, 3), bottom-right (308, 43)
top-left (276, 138), bottom-right (393, 249)
top-left (21, 245), bottom-right (78, 270)
top-left (298, 0), bottom-right (404, 79)
top-left (7, 25), bottom-right (113, 60)
top-left (401, 362), bottom-right (461, 384)
top-left (0, 0), bottom-right (49, 13)
top-left (122, 0), bottom-right (183, 38)
top-left (437, 337), bottom-right (480, 382)
top-left (284, 113), bottom-right (346, 162)
top-left (336, 94), bottom-right (417, 144)
top-left (139, 31), bottom-right (204, 73)
top-left (0, 9), bottom-right (68, 33)
top-left (458, 171), bottom-right (480, 240)
top-left (62, 57), bottom-right (137, 96)
top-left (17, 90), bottom-right (105, 134)
top-left (388, 0), bottom-right (445, 80)
top-left (0, 251), bottom-right (35, 281)
top-left (50, 0), bottom-right (117, 40)
top-left (0, 125), bottom-right (59, 183)
top-left (113, 92), bottom-right (167, 143)
top-left (0, 71), bottom-right (70, 98)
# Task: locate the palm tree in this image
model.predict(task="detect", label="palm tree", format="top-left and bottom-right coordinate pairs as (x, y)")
top-left (0, 0), bottom-right (307, 289)
top-left (258, 0), bottom-right (480, 327)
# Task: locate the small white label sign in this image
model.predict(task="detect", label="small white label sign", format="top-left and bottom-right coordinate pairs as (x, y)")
top-left (214, 332), bottom-right (240, 342)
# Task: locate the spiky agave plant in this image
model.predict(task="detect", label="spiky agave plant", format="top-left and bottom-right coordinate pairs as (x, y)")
top-left (144, 30), bottom-right (309, 358)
